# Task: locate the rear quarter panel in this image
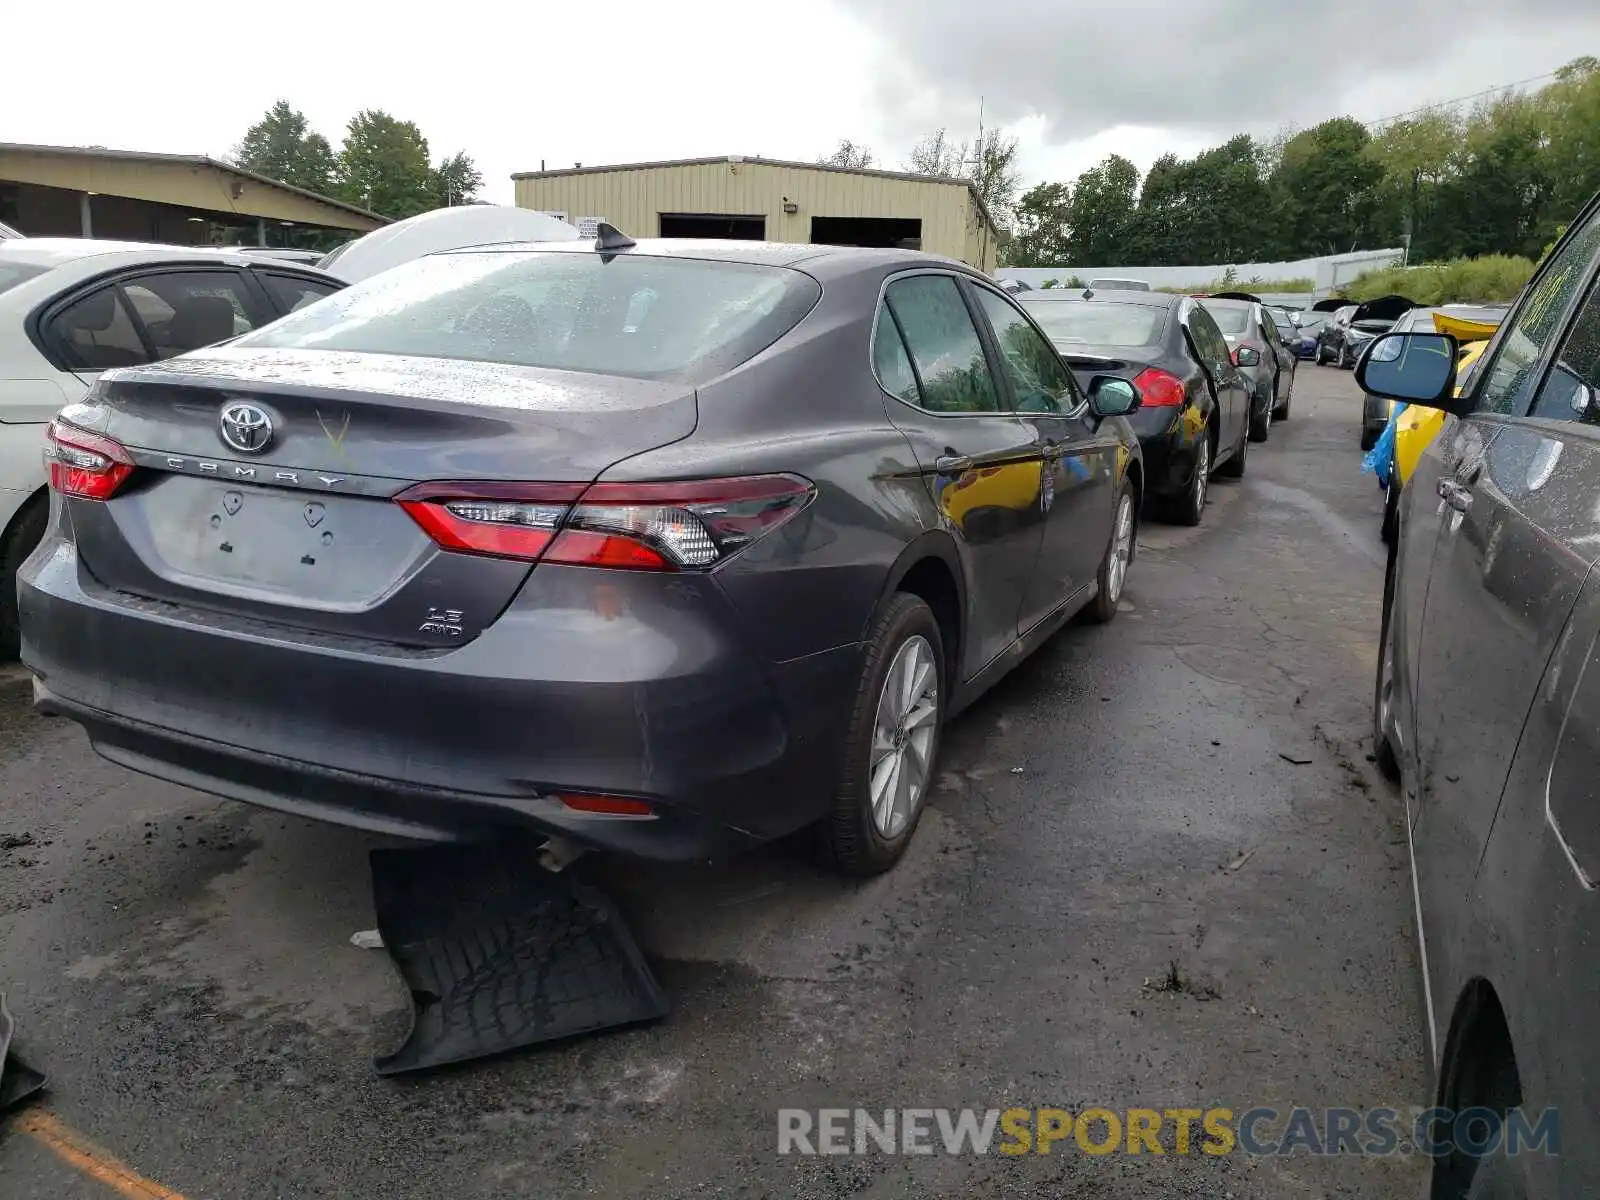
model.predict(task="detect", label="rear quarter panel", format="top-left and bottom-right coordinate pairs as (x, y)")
top-left (597, 264), bottom-right (936, 667)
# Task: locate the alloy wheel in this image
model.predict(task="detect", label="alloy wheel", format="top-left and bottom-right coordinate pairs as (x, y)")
top-left (869, 635), bottom-right (939, 838)
top-left (1107, 492), bottom-right (1134, 604)
top-left (1192, 437), bottom-right (1210, 513)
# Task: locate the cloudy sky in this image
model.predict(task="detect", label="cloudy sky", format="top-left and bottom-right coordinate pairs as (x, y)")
top-left (9, 0), bottom-right (1599, 204)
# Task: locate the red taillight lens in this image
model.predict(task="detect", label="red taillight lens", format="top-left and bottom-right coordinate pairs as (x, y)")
top-left (1132, 368), bottom-right (1186, 408)
top-left (395, 482), bottom-right (586, 563)
top-left (398, 474), bottom-right (814, 571)
top-left (1229, 347), bottom-right (1241, 366)
top-left (45, 420), bottom-right (135, 500)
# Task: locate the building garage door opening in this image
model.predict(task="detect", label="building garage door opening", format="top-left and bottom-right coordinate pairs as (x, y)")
top-left (659, 213), bottom-right (766, 240)
top-left (810, 216), bottom-right (922, 250)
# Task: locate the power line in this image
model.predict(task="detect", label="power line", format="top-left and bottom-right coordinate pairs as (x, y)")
top-left (1365, 68), bottom-right (1565, 128)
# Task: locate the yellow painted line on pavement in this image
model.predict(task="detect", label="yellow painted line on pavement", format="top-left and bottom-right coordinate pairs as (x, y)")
top-left (16, 1109), bottom-right (186, 1200)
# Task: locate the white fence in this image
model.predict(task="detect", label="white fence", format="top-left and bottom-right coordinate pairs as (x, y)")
top-left (996, 248), bottom-right (1404, 296)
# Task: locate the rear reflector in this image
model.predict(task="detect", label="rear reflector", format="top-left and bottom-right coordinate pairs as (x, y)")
top-left (45, 420), bottom-right (134, 500)
top-left (556, 793), bottom-right (656, 818)
top-left (1132, 367), bottom-right (1186, 408)
top-left (398, 474), bottom-right (814, 572)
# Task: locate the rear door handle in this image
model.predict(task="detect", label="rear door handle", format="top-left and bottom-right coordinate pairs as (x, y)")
top-left (1437, 478), bottom-right (1473, 513)
top-left (934, 453), bottom-right (973, 476)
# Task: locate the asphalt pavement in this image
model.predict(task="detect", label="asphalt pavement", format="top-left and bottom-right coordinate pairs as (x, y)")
top-left (0, 362), bottom-right (1431, 1199)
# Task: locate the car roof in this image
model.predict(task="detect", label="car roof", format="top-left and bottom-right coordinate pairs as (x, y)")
top-left (442, 237), bottom-right (974, 276)
top-left (1020, 288), bottom-right (1179, 308)
top-left (0, 237), bottom-right (284, 269)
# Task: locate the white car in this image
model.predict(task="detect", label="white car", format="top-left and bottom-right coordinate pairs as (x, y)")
top-left (0, 239), bottom-right (343, 652)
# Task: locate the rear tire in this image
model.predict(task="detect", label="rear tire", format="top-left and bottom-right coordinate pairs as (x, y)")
top-left (1249, 390), bottom-right (1273, 442)
top-left (1086, 482), bottom-right (1136, 624)
top-left (1338, 342), bottom-right (1351, 369)
top-left (1315, 344), bottom-right (1328, 366)
top-left (1381, 480), bottom-right (1399, 545)
top-left (1173, 431), bottom-right (1211, 527)
top-left (1361, 426), bottom-right (1379, 452)
top-left (822, 593), bottom-right (945, 876)
top-left (1218, 416), bottom-right (1247, 479)
top-left (0, 496), bottom-right (47, 660)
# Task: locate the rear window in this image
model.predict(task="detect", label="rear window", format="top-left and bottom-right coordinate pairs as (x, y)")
top-left (238, 251), bottom-right (820, 384)
top-left (1204, 305), bottom-right (1253, 336)
top-left (0, 262), bottom-right (47, 295)
top-left (1019, 300), bottom-right (1164, 348)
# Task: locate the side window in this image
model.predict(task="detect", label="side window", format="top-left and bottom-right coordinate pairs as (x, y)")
top-left (1473, 212), bottom-right (1600, 416)
top-left (1186, 306), bottom-right (1230, 375)
top-left (119, 271), bottom-right (261, 359)
top-left (884, 275), bottom-right (1000, 414)
top-left (1527, 280), bottom-right (1600, 425)
top-left (872, 306), bottom-right (921, 404)
top-left (48, 287), bottom-right (148, 370)
top-left (970, 287), bottom-right (1077, 414)
top-left (261, 273), bottom-right (341, 315)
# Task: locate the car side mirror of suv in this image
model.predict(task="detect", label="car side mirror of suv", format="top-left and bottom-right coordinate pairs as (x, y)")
top-left (1089, 376), bottom-right (1140, 417)
top-left (1355, 332), bottom-right (1465, 414)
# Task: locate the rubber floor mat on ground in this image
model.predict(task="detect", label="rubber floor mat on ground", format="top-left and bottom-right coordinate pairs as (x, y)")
top-left (0, 993), bottom-right (47, 1112)
top-left (370, 843), bottom-right (668, 1075)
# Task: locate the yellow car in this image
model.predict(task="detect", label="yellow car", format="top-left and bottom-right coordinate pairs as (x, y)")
top-left (1379, 312), bottom-right (1502, 543)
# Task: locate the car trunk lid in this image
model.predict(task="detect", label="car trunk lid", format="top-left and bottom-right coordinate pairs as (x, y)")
top-left (59, 348), bottom-right (697, 646)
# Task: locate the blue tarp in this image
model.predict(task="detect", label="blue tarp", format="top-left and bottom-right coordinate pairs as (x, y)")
top-left (1362, 403), bottom-right (1406, 488)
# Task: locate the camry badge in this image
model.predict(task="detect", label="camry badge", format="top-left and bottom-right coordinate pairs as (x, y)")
top-left (219, 402), bottom-right (273, 454)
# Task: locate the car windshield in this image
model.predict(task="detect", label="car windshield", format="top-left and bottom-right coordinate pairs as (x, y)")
top-left (0, 262), bottom-right (47, 294)
top-left (1204, 305), bottom-right (1253, 336)
top-left (1019, 299), bottom-right (1164, 347)
top-left (236, 250), bottom-right (822, 384)
top-left (1298, 313), bottom-right (1328, 332)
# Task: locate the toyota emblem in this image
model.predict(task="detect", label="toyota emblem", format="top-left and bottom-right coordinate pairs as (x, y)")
top-left (219, 402), bottom-right (273, 454)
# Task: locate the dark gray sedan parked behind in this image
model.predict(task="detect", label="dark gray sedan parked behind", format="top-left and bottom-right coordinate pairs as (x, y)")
top-left (19, 239), bottom-right (1144, 876)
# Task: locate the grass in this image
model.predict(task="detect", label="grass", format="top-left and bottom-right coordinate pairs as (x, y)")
top-left (1342, 255), bottom-right (1535, 304)
top-left (1156, 276), bottom-right (1315, 295)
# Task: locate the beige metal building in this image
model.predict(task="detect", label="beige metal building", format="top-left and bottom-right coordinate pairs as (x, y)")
top-left (512, 156), bottom-right (999, 271)
top-left (0, 143), bottom-right (386, 246)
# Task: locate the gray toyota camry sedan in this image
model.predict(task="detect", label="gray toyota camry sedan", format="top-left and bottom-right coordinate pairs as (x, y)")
top-left (18, 236), bottom-right (1143, 875)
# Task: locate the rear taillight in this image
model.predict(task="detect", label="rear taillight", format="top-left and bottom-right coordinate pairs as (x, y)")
top-left (397, 474), bottom-right (814, 572)
top-left (396, 482), bottom-right (586, 563)
top-left (1132, 367), bottom-right (1186, 408)
top-left (45, 420), bottom-right (134, 500)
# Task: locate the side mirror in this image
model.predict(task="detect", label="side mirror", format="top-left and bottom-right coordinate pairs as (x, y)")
top-left (1355, 332), bottom-right (1462, 412)
top-left (1234, 346), bottom-right (1261, 367)
top-left (1089, 376), bottom-right (1140, 417)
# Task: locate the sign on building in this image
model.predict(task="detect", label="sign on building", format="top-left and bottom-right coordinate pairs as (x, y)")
top-left (575, 216), bottom-right (605, 238)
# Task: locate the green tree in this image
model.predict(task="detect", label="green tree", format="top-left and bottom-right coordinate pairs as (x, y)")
top-left (432, 151), bottom-right (484, 207)
top-left (1268, 117), bottom-right (1385, 257)
top-left (1005, 181), bottom-right (1071, 266)
top-left (1064, 154), bottom-right (1140, 265)
top-left (1126, 153), bottom-right (1188, 264)
top-left (1367, 112), bottom-right (1462, 261)
top-left (336, 111), bottom-right (436, 220)
top-left (1430, 94), bottom-right (1555, 260)
top-left (970, 129), bottom-right (1021, 227)
top-left (1539, 58), bottom-right (1600, 232)
top-left (819, 139), bottom-right (874, 169)
top-left (1182, 135), bottom-right (1273, 261)
top-left (232, 100), bottom-right (336, 195)
top-left (906, 128), bottom-right (965, 177)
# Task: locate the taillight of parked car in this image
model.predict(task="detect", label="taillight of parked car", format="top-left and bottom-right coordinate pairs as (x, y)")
top-left (398, 474), bottom-right (815, 571)
top-left (44, 421), bottom-right (135, 500)
top-left (1132, 367), bottom-right (1186, 407)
